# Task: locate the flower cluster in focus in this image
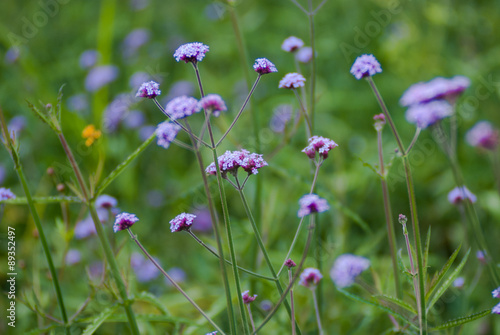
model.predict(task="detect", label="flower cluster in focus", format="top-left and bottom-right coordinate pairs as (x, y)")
top-left (206, 149), bottom-right (268, 178)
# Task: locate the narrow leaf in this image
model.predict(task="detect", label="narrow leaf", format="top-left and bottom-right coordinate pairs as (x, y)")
top-left (424, 226), bottom-right (431, 275)
top-left (426, 243), bottom-right (462, 302)
top-left (56, 84), bottom-right (66, 125)
top-left (135, 291), bottom-right (170, 315)
top-left (81, 305), bottom-right (119, 335)
top-left (104, 313), bottom-right (192, 324)
top-left (0, 195), bottom-right (82, 204)
top-left (375, 294), bottom-right (417, 315)
top-left (26, 100), bottom-right (52, 127)
top-left (430, 309), bottom-right (490, 331)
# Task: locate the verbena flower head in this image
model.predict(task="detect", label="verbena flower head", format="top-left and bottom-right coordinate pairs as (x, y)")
top-left (330, 254), bottom-right (370, 288)
top-left (79, 49), bottom-right (99, 69)
top-left (400, 76), bottom-right (470, 107)
top-left (169, 213), bottom-right (196, 233)
top-left (373, 113), bottom-right (386, 131)
top-left (492, 303), bottom-right (500, 315)
top-left (284, 259), bottom-right (297, 268)
top-left (350, 54), bottom-right (382, 80)
top-left (156, 121), bottom-right (181, 149)
top-left (253, 58), bottom-right (277, 75)
top-left (405, 100), bottom-right (453, 129)
top-left (165, 96), bottom-right (201, 120)
top-left (492, 287), bottom-right (500, 299)
top-left (448, 186), bottom-right (477, 205)
top-left (136, 81), bottom-right (161, 99)
top-left (302, 136), bottom-right (339, 160)
top-left (297, 194), bottom-right (329, 217)
top-left (205, 149), bottom-right (268, 177)
top-left (130, 252), bottom-right (160, 282)
top-left (173, 42), bottom-right (209, 63)
top-left (96, 195), bottom-right (118, 209)
top-left (85, 65), bottom-right (119, 92)
top-left (279, 72), bottom-right (306, 89)
top-left (113, 212), bottom-right (139, 233)
top-left (281, 36), bottom-right (304, 52)
top-left (296, 46), bottom-right (313, 63)
top-left (199, 94), bottom-right (227, 117)
top-left (466, 121), bottom-right (499, 150)
top-left (205, 332), bottom-right (218, 335)
top-left (299, 268), bottom-right (323, 289)
top-left (0, 187), bottom-right (16, 201)
top-left (453, 277), bottom-right (465, 289)
top-left (242, 290), bottom-right (258, 304)
top-left (65, 249), bottom-right (81, 265)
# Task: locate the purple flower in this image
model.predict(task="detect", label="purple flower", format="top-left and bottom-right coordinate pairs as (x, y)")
top-left (113, 212), bottom-right (139, 233)
top-left (242, 290), bottom-right (258, 304)
top-left (65, 249), bottom-right (81, 265)
top-left (79, 50), bottom-right (99, 69)
top-left (466, 121), bottom-right (499, 150)
top-left (279, 72), bottom-right (306, 89)
top-left (253, 58), bottom-right (278, 75)
top-left (165, 267), bottom-right (187, 285)
top-left (453, 277), bottom-right (465, 289)
top-left (330, 254), bottom-right (370, 288)
top-left (129, 72), bottom-right (150, 90)
top-left (298, 194), bottom-right (329, 217)
top-left (270, 104), bottom-right (293, 133)
top-left (281, 36), bottom-right (304, 52)
top-left (174, 42), bottom-right (209, 63)
top-left (136, 81), bottom-right (161, 99)
top-left (156, 121), bottom-right (181, 149)
top-left (373, 113), bottom-right (386, 131)
top-left (122, 28), bottom-right (150, 58)
top-left (95, 195), bottom-right (118, 209)
top-left (448, 186), bottom-right (477, 205)
top-left (284, 259), bottom-right (297, 268)
top-left (85, 65), bottom-right (119, 92)
top-left (400, 76), bottom-right (470, 107)
top-left (8, 116), bottom-right (27, 135)
top-left (191, 207), bottom-right (213, 233)
top-left (405, 100), bottom-right (453, 129)
top-left (205, 332), bottom-right (218, 335)
top-left (74, 208), bottom-right (109, 239)
top-left (299, 268), bottom-right (323, 288)
top-left (130, 252), bottom-right (160, 282)
top-left (350, 54), bottom-right (382, 80)
top-left (165, 96), bottom-right (201, 120)
top-left (492, 303), bottom-right (500, 315)
top-left (4, 47), bottom-right (20, 64)
top-left (139, 125), bottom-right (156, 141)
top-left (165, 81), bottom-right (195, 101)
top-left (170, 213), bottom-right (196, 233)
top-left (103, 94), bottom-right (134, 132)
top-left (123, 110), bottom-right (145, 129)
top-left (199, 94), bottom-right (227, 117)
top-left (302, 136), bottom-right (339, 160)
top-left (477, 250), bottom-right (486, 264)
top-left (0, 188), bottom-right (16, 201)
top-left (0, 165), bottom-right (5, 185)
top-left (205, 149), bottom-right (268, 177)
top-left (260, 300), bottom-right (273, 312)
top-left (492, 287), bottom-right (500, 299)
top-left (296, 46), bottom-right (313, 63)
top-left (67, 94), bottom-right (89, 113)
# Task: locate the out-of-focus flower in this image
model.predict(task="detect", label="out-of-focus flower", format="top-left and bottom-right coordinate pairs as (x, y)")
top-left (166, 267), bottom-right (187, 284)
top-left (129, 72), bottom-right (150, 90)
top-left (279, 72), bottom-right (306, 89)
top-left (284, 259), bottom-right (296, 268)
top-left (281, 36), bottom-right (304, 52)
top-left (79, 50), bottom-right (100, 69)
top-left (191, 207), bottom-right (213, 233)
top-left (65, 249), bottom-right (81, 265)
top-left (0, 165), bottom-right (5, 185)
top-left (95, 195), bottom-right (118, 209)
top-left (136, 81), bottom-right (161, 99)
top-left (88, 261), bottom-right (104, 280)
top-left (130, 252), bottom-right (160, 282)
top-left (123, 110), bottom-right (145, 129)
top-left (373, 113), bottom-right (386, 131)
top-left (405, 100), bottom-right (453, 129)
top-left (67, 94), bottom-right (89, 113)
top-left (492, 303), bottom-right (500, 314)
top-left (299, 268), bottom-right (323, 288)
top-left (103, 94), bottom-right (135, 132)
top-left (170, 213), bottom-right (196, 233)
top-left (165, 96), bottom-right (201, 120)
top-left (5, 47), bottom-right (20, 64)
top-left (205, 332), bottom-right (218, 335)
top-left (297, 194), bottom-right (329, 217)
top-left (242, 290), bottom-right (258, 304)
top-left (85, 65), bottom-right (119, 92)
top-left (74, 208), bottom-right (109, 239)
top-left (296, 46), bottom-right (313, 63)
top-left (400, 76), bottom-right (470, 107)
top-left (8, 116), bottom-right (27, 136)
top-left (113, 212), bottom-right (139, 233)
top-left (0, 188), bottom-right (16, 201)
top-left (174, 42), bottom-right (209, 63)
top-left (156, 121), bottom-right (181, 149)
top-left (492, 287), bottom-right (500, 299)
top-left (165, 81), bottom-right (195, 102)
top-left (82, 124), bottom-right (101, 147)
top-left (260, 300), bottom-right (273, 312)
top-left (466, 121), bottom-right (499, 150)
top-left (302, 136), bottom-right (338, 160)
top-left (448, 186), bottom-right (477, 205)
top-left (270, 104), bottom-right (293, 133)
top-left (253, 58), bottom-right (277, 75)
top-left (477, 250), bottom-right (486, 264)
top-left (122, 28), bottom-right (150, 58)
top-left (330, 254), bottom-right (370, 288)
top-left (453, 277), bottom-right (465, 289)
top-left (205, 149), bottom-right (268, 177)
top-left (199, 94), bottom-right (227, 117)
top-left (350, 54), bottom-right (382, 80)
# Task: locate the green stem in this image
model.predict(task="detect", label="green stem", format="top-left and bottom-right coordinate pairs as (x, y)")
top-left (311, 289), bottom-right (324, 335)
top-left (292, 89), bottom-right (312, 139)
top-left (307, 0), bottom-right (316, 129)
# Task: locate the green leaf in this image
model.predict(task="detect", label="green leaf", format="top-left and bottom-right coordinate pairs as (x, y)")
top-left (375, 294), bottom-right (417, 315)
top-left (0, 195), bottom-right (82, 204)
top-left (81, 304), bottom-right (120, 335)
top-left (426, 243), bottom-right (462, 303)
top-left (56, 84), bottom-right (66, 125)
top-left (423, 226), bottom-right (431, 276)
top-left (430, 309), bottom-right (490, 331)
top-left (135, 291), bottom-right (170, 315)
top-left (427, 248), bottom-right (470, 312)
top-left (26, 100), bottom-right (52, 128)
top-left (357, 156), bottom-right (380, 176)
top-left (26, 325), bottom-right (58, 335)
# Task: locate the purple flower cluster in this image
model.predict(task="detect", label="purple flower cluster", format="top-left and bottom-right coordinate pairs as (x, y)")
top-left (297, 194), bottom-right (329, 218)
top-left (270, 104), bottom-right (293, 133)
top-left (156, 121), bottom-right (181, 149)
top-left (242, 290), bottom-right (258, 304)
top-left (279, 73), bottom-right (306, 89)
top-left (405, 100), bottom-right (454, 129)
top-left (253, 58), bottom-right (278, 75)
top-left (174, 42), bottom-right (209, 63)
top-left (281, 36), bottom-right (304, 52)
top-left (85, 65), bottom-right (119, 92)
top-left (299, 268), bottom-right (323, 289)
top-left (350, 54), bottom-right (382, 80)
top-left (284, 259), bottom-right (297, 268)
top-left (199, 94), bottom-right (227, 117)
top-left (330, 254), bottom-right (370, 288)
top-left (296, 46), bottom-right (313, 63)
top-left (447, 186), bottom-right (477, 205)
top-left (0, 187), bottom-right (16, 201)
top-left (169, 213), bottom-right (196, 233)
top-left (205, 149), bottom-right (268, 177)
top-left (466, 121), bottom-right (499, 150)
top-left (165, 96), bottom-right (201, 120)
top-left (95, 195), bottom-right (118, 209)
top-left (492, 287), bottom-right (500, 314)
top-left (302, 136), bottom-right (338, 160)
top-left (136, 81), bottom-right (161, 99)
top-left (75, 195), bottom-right (119, 239)
top-left (130, 252), bottom-right (160, 282)
top-left (113, 212), bottom-right (139, 233)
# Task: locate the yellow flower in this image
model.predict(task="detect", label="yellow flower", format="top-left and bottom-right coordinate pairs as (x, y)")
top-left (82, 124), bottom-right (101, 147)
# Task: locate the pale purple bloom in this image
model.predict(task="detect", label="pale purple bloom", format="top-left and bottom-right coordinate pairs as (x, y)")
top-left (8, 116), bottom-right (27, 135)
top-left (113, 212), bottom-right (139, 233)
top-left (79, 50), bottom-right (99, 69)
top-left (65, 249), bottom-right (81, 265)
top-left (139, 125), bottom-right (156, 141)
top-left (123, 110), bottom-right (145, 129)
top-left (253, 58), bottom-right (278, 75)
top-left (270, 104), bottom-right (293, 133)
top-left (136, 81), bottom-right (161, 99)
top-left (165, 81), bottom-right (195, 101)
top-left (0, 188), bottom-right (16, 201)
top-left (299, 268), bottom-right (323, 288)
top-left (400, 76), bottom-right (470, 107)
top-left (281, 36), bottom-right (304, 52)
top-left (165, 96), bottom-right (201, 120)
top-left (122, 28), bottom-right (150, 58)
top-left (88, 262), bottom-right (104, 280)
top-left (205, 332), bottom-right (218, 335)
top-left (284, 259), bottom-right (296, 268)
top-left (492, 287), bottom-right (500, 299)
top-left (156, 121), bottom-right (181, 149)
top-left (5, 47), bottom-right (20, 64)
top-left (199, 94), bottom-right (227, 117)
top-left (492, 303), bottom-right (500, 314)
top-left (95, 195), bottom-right (118, 209)
top-left (67, 94), bottom-right (89, 113)
top-left (74, 208), bottom-right (109, 239)
top-left (170, 213), bottom-right (196, 233)
top-left (130, 252), bottom-right (160, 282)
top-left (192, 207), bottom-right (213, 233)
top-left (165, 267), bottom-right (187, 285)
top-left (466, 121), bottom-right (499, 150)
top-left (330, 254), bottom-right (370, 288)
top-left (302, 136), bottom-right (339, 160)
top-left (279, 72), bottom-right (306, 89)
top-left (405, 100), bottom-right (453, 129)
top-left (477, 250), bottom-right (486, 264)
top-left (448, 186), bottom-right (477, 205)
top-left (350, 54), bottom-right (382, 80)
top-left (205, 149), bottom-right (268, 177)
top-left (129, 72), bottom-right (150, 90)
top-left (242, 290), bottom-right (258, 304)
top-left (296, 46), bottom-right (313, 63)
top-left (85, 65), bottom-right (119, 92)
top-left (103, 94), bottom-right (134, 132)
top-left (298, 194), bottom-right (329, 217)
top-left (453, 277), bottom-right (465, 289)
top-left (260, 300), bottom-right (273, 312)
top-left (174, 42), bottom-right (209, 63)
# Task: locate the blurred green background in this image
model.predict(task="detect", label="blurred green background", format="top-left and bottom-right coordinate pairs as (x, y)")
top-left (1, 0), bottom-right (500, 334)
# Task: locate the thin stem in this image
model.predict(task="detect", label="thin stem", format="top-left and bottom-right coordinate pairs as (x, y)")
top-left (246, 304), bottom-right (256, 333)
top-left (58, 133), bottom-right (90, 201)
top-left (292, 89), bottom-right (312, 139)
top-left (402, 220), bottom-right (419, 315)
top-left (127, 229), bottom-right (225, 334)
top-left (289, 269), bottom-right (296, 335)
top-left (311, 289), bottom-right (324, 335)
top-left (307, 0), bottom-right (316, 130)
top-left (406, 127), bottom-right (422, 154)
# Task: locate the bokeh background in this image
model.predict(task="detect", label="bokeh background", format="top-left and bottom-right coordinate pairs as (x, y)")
top-left (1, 0), bottom-right (500, 333)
